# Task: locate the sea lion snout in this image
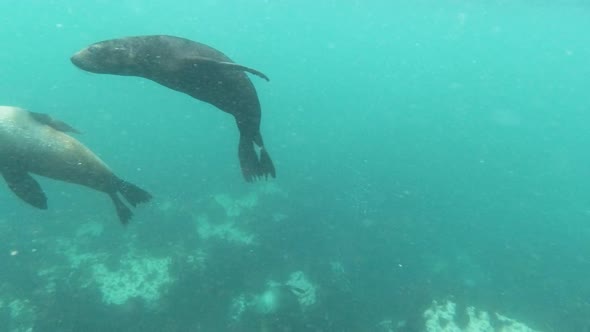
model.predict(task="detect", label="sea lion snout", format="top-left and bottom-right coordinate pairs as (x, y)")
top-left (71, 42), bottom-right (137, 75)
top-left (71, 44), bottom-right (110, 72)
top-left (70, 48), bottom-right (93, 70)
top-left (70, 49), bottom-right (87, 67)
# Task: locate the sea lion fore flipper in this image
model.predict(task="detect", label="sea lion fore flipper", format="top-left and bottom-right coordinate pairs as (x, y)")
top-left (29, 112), bottom-right (82, 134)
top-left (184, 56), bottom-right (270, 81)
top-left (2, 171), bottom-right (48, 209)
top-left (217, 61), bottom-right (270, 81)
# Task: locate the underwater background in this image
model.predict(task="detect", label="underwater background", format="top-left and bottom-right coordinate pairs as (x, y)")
top-left (1, 0), bottom-right (590, 331)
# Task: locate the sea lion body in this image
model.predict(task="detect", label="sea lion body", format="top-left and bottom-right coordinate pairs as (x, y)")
top-left (0, 106), bottom-right (151, 224)
top-left (0, 108), bottom-right (113, 189)
top-left (71, 35), bottom-right (276, 182)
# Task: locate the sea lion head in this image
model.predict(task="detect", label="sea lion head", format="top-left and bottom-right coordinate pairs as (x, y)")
top-left (71, 39), bottom-right (141, 76)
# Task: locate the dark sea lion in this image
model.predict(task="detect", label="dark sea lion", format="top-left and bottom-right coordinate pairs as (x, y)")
top-left (0, 106), bottom-right (152, 224)
top-left (70, 35), bottom-right (276, 182)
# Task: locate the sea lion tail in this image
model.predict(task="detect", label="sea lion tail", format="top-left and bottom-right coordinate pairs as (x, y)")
top-left (238, 134), bottom-right (276, 182)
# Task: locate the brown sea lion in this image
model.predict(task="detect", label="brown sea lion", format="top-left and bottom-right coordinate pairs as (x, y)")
top-left (0, 106), bottom-right (152, 224)
top-left (70, 35), bottom-right (276, 182)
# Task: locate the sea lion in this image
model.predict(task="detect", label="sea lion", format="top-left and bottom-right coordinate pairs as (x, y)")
top-left (0, 106), bottom-right (152, 224)
top-left (70, 35), bottom-right (276, 182)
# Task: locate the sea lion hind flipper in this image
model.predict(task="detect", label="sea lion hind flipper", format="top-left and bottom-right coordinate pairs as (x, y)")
top-left (117, 179), bottom-right (152, 207)
top-left (2, 171), bottom-right (48, 209)
top-left (184, 56), bottom-right (270, 81)
top-left (253, 133), bottom-right (275, 179)
top-left (259, 147), bottom-right (276, 179)
top-left (29, 112), bottom-right (81, 134)
top-left (109, 180), bottom-right (151, 224)
top-left (238, 135), bottom-right (276, 182)
top-left (109, 193), bottom-right (132, 225)
top-left (238, 136), bottom-right (260, 182)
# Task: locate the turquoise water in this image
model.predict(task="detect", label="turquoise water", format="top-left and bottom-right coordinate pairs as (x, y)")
top-left (1, 1), bottom-right (590, 331)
